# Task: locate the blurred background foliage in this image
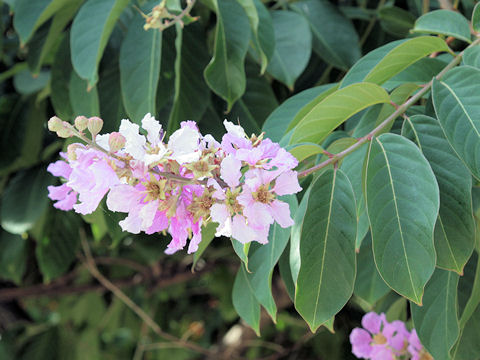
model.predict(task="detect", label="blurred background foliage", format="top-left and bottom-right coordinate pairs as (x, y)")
top-left (0, 0), bottom-right (477, 358)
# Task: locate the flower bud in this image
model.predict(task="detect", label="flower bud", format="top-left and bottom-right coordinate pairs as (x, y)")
top-left (74, 116), bottom-right (88, 131)
top-left (48, 116), bottom-right (63, 132)
top-left (67, 144), bottom-right (81, 161)
top-left (87, 116), bottom-right (103, 137)
top-left (108, 132), bottom-right (126, 152)
top-left (56, 122), bottom-right (74, 138)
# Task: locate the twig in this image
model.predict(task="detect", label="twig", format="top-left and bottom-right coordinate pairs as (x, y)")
top-left (79, 232), bottom-right (215, 357)
top-left (359, 0), bottom-right (387, 46)
top-left (298, 36), bottom-right (480, 178)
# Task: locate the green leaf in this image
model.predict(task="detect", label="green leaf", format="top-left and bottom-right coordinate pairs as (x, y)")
top-left (0, 230), bottom-right (27, 285)
top-left (365, 133), bottom-right (438, 304)
top-left (245, 195), bottom-right (298, 321)
top-left (295, 168), bottom-right (357, 332)
top-left (413, 9), bottom-right (472, 43)
top-left (27, 0), bottom-right (82, 75)
top-left (402, 115), bottom-right (475, 274)
top-left (70, 0), bottom-right (129, 86)
top-left (354, 233), bottom-right (390, 307)
top-left (238, 0), bottom-right (274, 74)
top-left (383, 58), bottom-right (447, 90)
top-left (290, 187), bottom-right (311, 285)
top-left (231, 239), bottom-right (250, 269)
top-left (290, 83), bottom-right (390, 145)
top-left (451, 305), bottom-right (480, 360)
top-left (192, 222), bottom-right (217, 270)
top-left (287, 143), bottom-right (324, 163)
top-left (167, 24), bottom-right (210, 134)
top-left (473, 2), bottom-right (480, 34)
top-left (462, 46), bottom-right (480, 69)
top-left (69, 71), bottom-right (100, 117)
top-left (13, 0), bottom-right (70, 44)
top-left (1, 166), bottom-right (52, 235)
top-left (51, 35), bottom-right (73, 120)
top-left (262, 84), bottom-right (336, 142)
top-left (279, 243), bottom-right (295, 301)
top-left (232, 265), bottom-right (261, 335)
top-left (432, 66), bottom-right (480, 180)
top-left (266, 10), bottom-right (312, 89)
top-left (340, 144), bottom-right (369, 249)
top-left (203, 0), bottom-right (250, 111)
top-left (119, 4), bottom-right (162, 123)
top-left (291, 0), bottom-right (360, 70)
top-left (411, 269), bottom-right (460, 360)
top-left (13, 69), bottom-right (50, 95)
top-left (341, 37), bottom-right (449, 87)
top-left (378, 6), bottom-right (416, 38)
top-left (36, 211), bottom-right (81, 282)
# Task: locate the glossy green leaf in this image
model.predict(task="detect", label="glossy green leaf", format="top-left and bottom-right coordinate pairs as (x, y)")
top-left (290, 187), bottom-right (311, 285)
top-left (51, 35), bottom-right (73, 120)
top-left (451, 305), bottom-right (480, 360)
top-left (354, 234), bottom-right (390, 307)
top-left (0, 230), bottom-right (27, 285)
top-left (413, 9), bottom-right (472, 43)
top-left (341, 37), bottom-right (448, 87)
top-left (69, 71), bottom-right (100, 117)
top-left (365, 133), bottom-right (438, 304)
top-left (473, 2), bottom-right (480, 33)
top-left (340, 144), bottom-right (369, 249)
top-left (295, 168), bottom-right (357, 332)
top-left (432, 66), bottom-right (480, 180)
top-left (411, 269), bottom-right (459, 360)
top-left (287, 143), bottom-right (324, 163)
top-left (378, 6), bottom-right (416, 38)
top-left (36, 211), bottom-right (82, 282)
top-left (119, 4), bottom-right (162, 123)
top-left (266, 10), bottom-right (312, 89)
top-left (245, 196), bottom-right (298, 321)
top-left (290, 83), bottom-right (390, 145)
top-left (262, 84), bottom-right (336, 142)
top-left (204, 0), bottom-right (250, 111)
top-left (279, 243), bottom-right (295, 301)
top-left (13, 0), bottom-right (70, 44)
top-left (383, 57), bottom-right (447, 90)
top-left (462, 46), bottom-right (480, 68)
top-left (1, 166), bottom-right (52, 235)
top-left (27, 0), bottom-right (82, 75)
top-left (13, 69), bottom-right (50, 95)
top-left (167, 24), bottom-right (210, 134)
top-left (70, 0), bottom-right (129, 86)
top-left (238, 0), bottom-right (274, 74)
top-left (192, 222), bottom-right (217, 270)
top-left (402, 115), bottom-right (475, 274)
top-left (459, 253), bottom-right (480, 328)
top-left (232, 265), bottom-right (261, 335)
top-left (291, 0), bottom-right (360, 70)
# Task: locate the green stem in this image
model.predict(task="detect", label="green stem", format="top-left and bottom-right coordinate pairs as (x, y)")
top-left (298, 37), bottom-right (480, 179)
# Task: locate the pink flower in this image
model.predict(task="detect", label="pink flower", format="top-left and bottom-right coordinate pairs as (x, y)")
top-left (47, 159), bottom-right (78, 211)
top-left (407, 330), bottom-right (432, 360)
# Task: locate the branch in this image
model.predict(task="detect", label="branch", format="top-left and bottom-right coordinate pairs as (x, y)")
top-left (298, 36), bottom-right (480, 179)
top-left (79, 232), bottom-right (216, 358)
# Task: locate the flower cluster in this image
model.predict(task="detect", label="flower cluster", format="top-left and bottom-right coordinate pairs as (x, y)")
top-left (47, 114), bottom-right (302, 254)
top-left (350, 312), bottom-right (432, 360)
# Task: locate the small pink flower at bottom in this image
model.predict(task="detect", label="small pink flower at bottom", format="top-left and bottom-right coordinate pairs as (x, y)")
top-left (408, 330), bottom-right (433, 360)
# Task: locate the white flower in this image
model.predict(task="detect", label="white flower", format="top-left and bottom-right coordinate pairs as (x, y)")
top-left (168, 127), bottom-right (200, 164)
top-left (141, 113), bottom-right (162, 145)
top-left (223, 120), bottom-right (247, 138)
top-left (119, 119), bottom-right (146, 160)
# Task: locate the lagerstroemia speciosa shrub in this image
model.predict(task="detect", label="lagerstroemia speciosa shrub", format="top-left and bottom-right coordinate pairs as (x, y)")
top-left (2, 0), bottom-right (480, 358)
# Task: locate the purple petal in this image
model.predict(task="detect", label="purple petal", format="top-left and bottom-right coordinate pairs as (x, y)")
top-left (220, 155), bottom-right (242, 188)
top-left (273, 171), bottom-right (302, 196)
top-left (270, 200), bottom-right (294, 228)
top-left (243, 202), bottom-right (274, 229)
top-left (350, 328), bottom-right (372, 358)
top-left (47, 184), bottom-right (71, 201)
top-left (231, 215), bottom-right (256, 244)
top-left (47, 160), bottom-right (72, 178)
top-left (362, 312), bottom-right (384, 334)
top-left (107, 185), bottom-right (141, 212)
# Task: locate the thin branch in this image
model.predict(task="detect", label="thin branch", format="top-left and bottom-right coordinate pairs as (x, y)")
top-left (298, 36), bottom-right (480, 178)
top-left (79, 232), bottom-right (215, 357)
top-left (359, 0), bottom-right (387, 46)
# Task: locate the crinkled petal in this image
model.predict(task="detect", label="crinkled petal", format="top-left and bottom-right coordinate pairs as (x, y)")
top-left (223, 120), bottom-right (247, 138)
top-left (141, 113), bottom-right (162, 145)
top-left (207, 179), bottom-right (226, 200)
top-left (119, 205), bottom-right (143, 234)
top-left (384, 320), bottom-right (409, 352)
top-left (146, 210), bottom-right (169, 234)
top-left (139, 200), bottom-right (159, 230)
top-left (231, 215), bottom-right (257, 244)
top-left (53, 191), bottom-right (77, 211)
top-left (370, 345), bottom-right (395, 360)
top-left (168, 127), bottom-right (200, 164)
top-left (47, 160), bottom-right (72, 178)
top-left (47, 184), bottom-right (71, 201)
top-left (220, 155), bottom-right (242, 188)
top-left (107, 184), bottom-right (142, 212)
top-left (210, 204), bottom-right (232, 237)
top-left (95, 134), bottom-right (110, 151)
top-left (270, 200), bottom-right (294, 228)
top-left (350, 328), bottom-right (373, 358)
top-left (119, 119), bottom-right (146, 160)
top-left (243, 202), bottom-right (274, 229)
top-left (362, 312), bottom-right (384, 334)
top-left (273, 171), bottom-right (302, 196)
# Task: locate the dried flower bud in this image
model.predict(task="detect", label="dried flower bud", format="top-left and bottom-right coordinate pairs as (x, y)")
top-left (87, 116), bottom-right (103, 137)
top-left (48, 116), bottom-right (63, 132)
top-left (108, 132), bottom-right (126, 152)
top-left (74, 116), bottom-right (88, 131)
